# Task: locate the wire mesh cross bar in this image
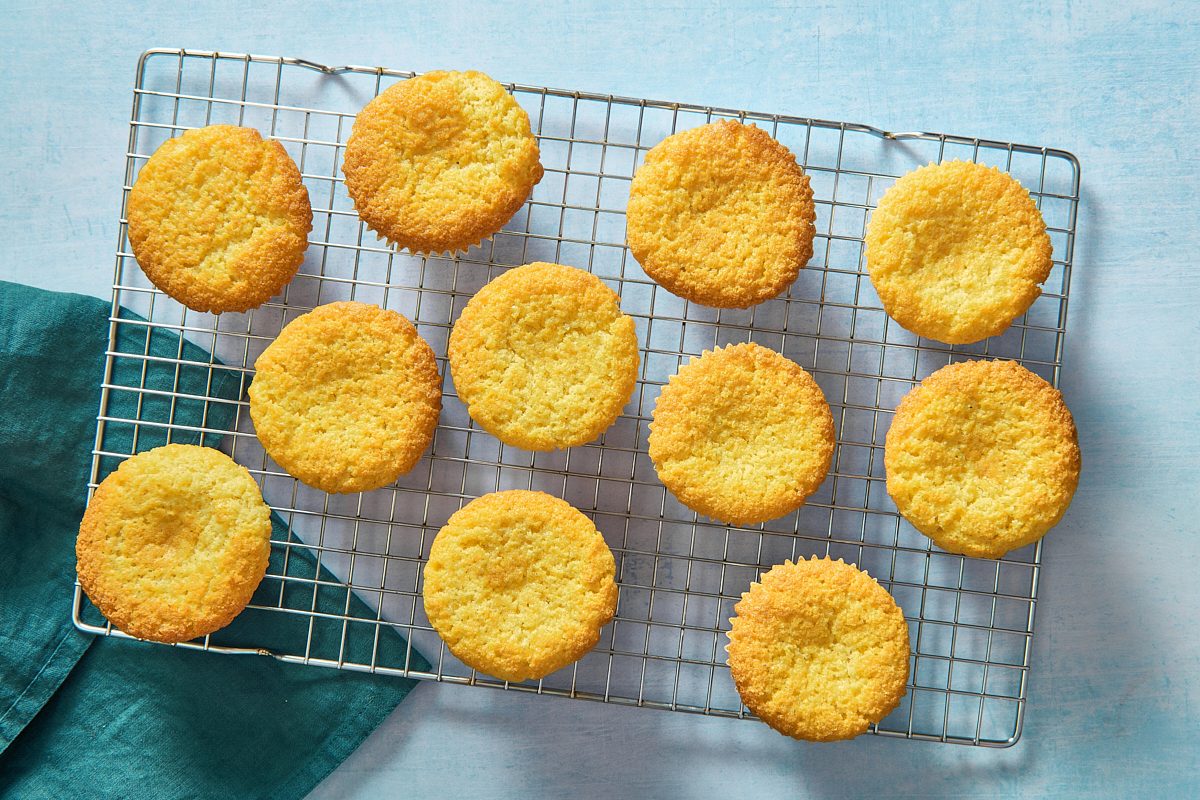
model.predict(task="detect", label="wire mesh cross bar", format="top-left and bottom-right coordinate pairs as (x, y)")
top-left (72, 48), bottom-right (1080, 748)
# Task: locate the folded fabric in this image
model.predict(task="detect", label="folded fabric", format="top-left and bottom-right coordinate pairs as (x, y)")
top-left (0, 281), bottom-right (426, 799)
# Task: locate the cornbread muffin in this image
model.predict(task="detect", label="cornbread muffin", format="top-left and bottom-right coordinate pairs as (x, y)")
top-left (626, 120), bottom-right (815, 308)
top-left (448, 262), bottom-right (639, 451)
top-left (726, 557), bottom-right (910, 741)
top-left (343, 70), bottom-right (543, 253)
top-left (422, 491), bottom-right (618, 681)
top-left (248, 301), bottom-right (441, 494)
top-left (648, 343), bottom-right (834, 525)
top-left (885, 359), bottom-right (1080, 558)
top-left (127, 125), bottom-right (312, 313)
top-left (865, 160), bottom-right (1053, 344)
top-left (76, 444), bottom-right (272, 643)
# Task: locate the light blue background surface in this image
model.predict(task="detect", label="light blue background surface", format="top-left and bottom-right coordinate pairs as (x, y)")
top-left (2, 1), bottom-right (1197, 797)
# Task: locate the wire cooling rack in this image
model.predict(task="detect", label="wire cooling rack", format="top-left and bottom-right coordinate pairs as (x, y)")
top-left (74, 48), bottom-right (1080, 747)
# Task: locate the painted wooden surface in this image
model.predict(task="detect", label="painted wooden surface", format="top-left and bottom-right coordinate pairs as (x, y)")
top-left (1, 1), bottom-right (1196, 797)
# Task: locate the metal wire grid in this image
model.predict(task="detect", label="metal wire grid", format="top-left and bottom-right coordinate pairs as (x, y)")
top-left (72, 48), bottom-right (1080, 747)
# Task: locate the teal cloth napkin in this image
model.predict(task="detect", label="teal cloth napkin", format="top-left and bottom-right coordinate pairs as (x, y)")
top-left (0, 281), bottom-right (426, 798)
